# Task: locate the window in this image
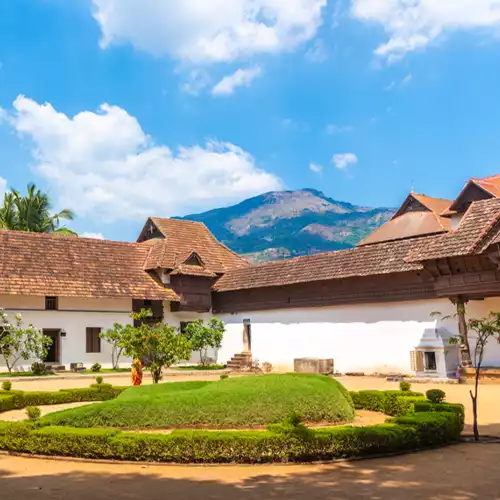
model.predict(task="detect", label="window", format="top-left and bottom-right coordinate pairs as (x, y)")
top-left (144, 299), bottom-right (152, 307)
top-left (86, 327), bottom-right (101, 353)
top-left (180, 321), bottom-right (192, 334)
top-left (45, 296), bottom-right (58, 310)
top-left (424, 351), bottom-right (437, 371)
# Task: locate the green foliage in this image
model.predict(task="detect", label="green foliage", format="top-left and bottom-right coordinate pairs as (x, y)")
top-left (118, 309), bottom-right (193, 384)
top-left (426, 389), bottom-right (446, 404)
top-left (43, 374), bottom-right (356, 429)
top-left (399, 381), bottom-right (411, 392)
top-left (95, 376), bottom-right (104, 385)
top-left (0, 183), bottom-right (76, 235)
top-left (183, 319), bottom-right (225, 366)
top-left (175, 365), bottom-right (225, 371)
top-left (220, 373), bottom-right (229, 380)
top-left (26, 406), bottom-right (41, 421)
top-left (100, 323), bottom-right (126, 369)
top-left (2, 381), bottom-right (12, 391)
top-left (350, 390), bottom-right (426, 416)
top-left (90, 363), bottom-right (102, 373)
top-left (31, 362), bottom-right (48, 376)
top-left (0, 410), bottom-right (462, 464)
top-left (0, 309), bottom-right (52, 373)
top-left (0, 386), bottom-right (126, 413)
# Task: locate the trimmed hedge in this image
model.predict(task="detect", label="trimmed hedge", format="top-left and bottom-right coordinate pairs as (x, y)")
top-left (0, 410), bottom-right (462, 464)
top-left (0, 387), bottom-right (127, 413)
top-left (350, 390), bottom-right (426, 416)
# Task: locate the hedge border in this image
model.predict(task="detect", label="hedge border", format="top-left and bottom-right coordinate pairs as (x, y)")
top-left (0, 386), bottom-right (465, 464)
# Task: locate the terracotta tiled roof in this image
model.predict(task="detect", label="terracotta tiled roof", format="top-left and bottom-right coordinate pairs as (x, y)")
top-left (358, 211), bottom-right (451, 246)
top-left (406, 198), bottom-right (500, 262)
top-left (170, 265), bottom-right (217, 278)
top-left (141, 218), bottom-right (248, 274)
top-left (213, 235), bottom-right (438, 292)
top-left (411, 193), bottom-right (453, 215)
top-left (444, 175), bottom-right (500, 215)
top-left (0, 230), bottom-right (179, 301)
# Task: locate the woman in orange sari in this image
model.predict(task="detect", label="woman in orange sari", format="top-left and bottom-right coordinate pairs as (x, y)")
top-left (131, 358), bottom-right (143, 386)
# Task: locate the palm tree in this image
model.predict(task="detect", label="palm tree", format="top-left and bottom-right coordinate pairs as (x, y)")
top-left (0, 183), bottom-right (77, 236)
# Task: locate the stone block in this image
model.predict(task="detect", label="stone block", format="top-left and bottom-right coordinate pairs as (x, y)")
top-left (294, 358), bottom-right (334, 375)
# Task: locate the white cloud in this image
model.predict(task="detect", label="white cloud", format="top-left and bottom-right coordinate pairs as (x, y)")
top-left (92, 0), bottom-right (327, 63)
top-left (212, 66), bottom-right (262, 95)
top-left (351, 0), bottom-right (500, 61)
top-left (333, 153), bottom-right (358, 169)
top-left (6, 96), bottom-right (282, 222)
top-left (81, 232), bottom-right (104, 239)
top-left (309, 162), bottom-right (323, 173)
top-left (326, 124), bottom-right (354, 134)
top-left (180, 69), bottom-right (211, 95)
top-left (0, 176), bottom-right (6, 198)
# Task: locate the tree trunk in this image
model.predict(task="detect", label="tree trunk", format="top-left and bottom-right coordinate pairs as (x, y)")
top-left (456, 296), bottom-right (473, 368)
top-left (151, 367), bottom-right (162, 384)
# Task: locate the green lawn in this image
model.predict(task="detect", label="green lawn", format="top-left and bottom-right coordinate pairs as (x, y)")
top-left (0, 372), bottom-right (55, 378)
top-left (76, 368), bottom-right (131, 374)
top-left (43, 374), bottom-right (355, 429)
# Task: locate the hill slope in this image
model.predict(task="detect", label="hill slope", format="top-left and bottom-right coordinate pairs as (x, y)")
top-left (182, 189), bottom-right (395, 262)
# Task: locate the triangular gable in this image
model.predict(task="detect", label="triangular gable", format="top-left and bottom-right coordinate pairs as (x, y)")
top-left (182, 251), bottom-right (205, 267)
top-left (445, 180), bottom-right (496, 215)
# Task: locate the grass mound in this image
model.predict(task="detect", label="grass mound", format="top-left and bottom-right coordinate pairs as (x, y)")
top-left (43, 374), bottom-right (355, 429)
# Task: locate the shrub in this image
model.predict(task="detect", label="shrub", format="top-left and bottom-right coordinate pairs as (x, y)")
top-left (262, 362), bottom-right (273, 373)
top-left (350, 390), bottom-right (425, 416)
top-left (90, 383), bottom-right (113, 391)
top-left (399, 381), bottom-right (411, 392)
top-left (2, 381), bottom-right (12, 391)
top-left (26, 406), bottom-right (41, 421)
top-left (95, 376), bottom-right (104, 385)
top-left (0, 410), bottom-right (463, 464)
top-left (31, 362), bottom-right (47, 376)
top-left (426, 389), bottom-right (446, 404)
top-left (91, 363), bottom-right (102, 373)
top-left (220, 374), bottom-right (229, 380)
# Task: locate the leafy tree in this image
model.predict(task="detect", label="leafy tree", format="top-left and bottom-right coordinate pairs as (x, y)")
top-left (100, 323), bottom-right (127, 369)
top-left (183, 319), bottom-right (225, 366)
top-left (119, 310), bottom-right (192, 383)
top-left (452, 312), bottom-right (500, 441)
top-left (0, 183), bottom-right (77, 236)
top-left (0, 309), bottom-right (52, 373)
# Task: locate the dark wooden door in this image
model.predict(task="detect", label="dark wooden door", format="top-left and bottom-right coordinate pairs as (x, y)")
top-left (43, 329), bottom-right (60, 363)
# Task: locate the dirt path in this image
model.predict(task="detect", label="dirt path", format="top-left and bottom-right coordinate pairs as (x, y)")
top-left (0, 402), bottom-right (100, 422)
top-left (1, 443), bottom-right (499, 499)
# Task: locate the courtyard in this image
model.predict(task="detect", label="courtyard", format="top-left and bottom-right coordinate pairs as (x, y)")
top-left (0, 374), bottom-right (499, 499)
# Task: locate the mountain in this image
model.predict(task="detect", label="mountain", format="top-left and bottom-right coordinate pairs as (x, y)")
top-left (181, 189), bottom-right (396, 262)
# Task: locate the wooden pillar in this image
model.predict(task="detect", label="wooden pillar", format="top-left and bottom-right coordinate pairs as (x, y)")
top-left (454, 296), bottom-right (473, 368)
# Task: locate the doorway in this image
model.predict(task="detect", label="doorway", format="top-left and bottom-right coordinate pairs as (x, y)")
top-left (43, 329), bottom-right (60, 364)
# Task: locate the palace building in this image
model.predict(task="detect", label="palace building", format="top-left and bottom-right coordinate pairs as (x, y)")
top-left (3, 174), bottom-right (500, 377)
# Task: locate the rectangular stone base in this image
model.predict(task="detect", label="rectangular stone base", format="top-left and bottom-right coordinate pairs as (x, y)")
top-left (294, 358), bottom-right (334, 375)
top-left (460, 367), bottom-right (500, 384)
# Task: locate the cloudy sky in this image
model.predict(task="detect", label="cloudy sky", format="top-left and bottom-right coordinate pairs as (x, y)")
top-left (1, 0), bottom-right (500, 240)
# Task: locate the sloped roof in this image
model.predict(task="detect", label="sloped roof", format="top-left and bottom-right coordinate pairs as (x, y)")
top-left (444, 175), bottom-right (500, 215)
top-left (393, 193), bottom-right (452, 219)
top-left (140, 218), bottom-right (248, 274)
top-left (213, 235), bottom-right (438, 292)
top-left (0, 230), bottom-right (179, 300)
top-left (358, 211), bottom-right (451, 246)
top-left (406, 198), bottom-right (500, 262)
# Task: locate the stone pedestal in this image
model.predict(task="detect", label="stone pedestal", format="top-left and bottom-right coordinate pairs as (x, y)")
top-left (294, 358), bottom-right (334, 375)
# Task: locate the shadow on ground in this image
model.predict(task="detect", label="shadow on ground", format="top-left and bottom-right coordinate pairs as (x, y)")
top-left (1, 443), bottom-right (500, 500)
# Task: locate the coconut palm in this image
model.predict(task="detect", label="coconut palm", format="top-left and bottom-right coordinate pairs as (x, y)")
top-left (0, 183), bottom-right (77, 236)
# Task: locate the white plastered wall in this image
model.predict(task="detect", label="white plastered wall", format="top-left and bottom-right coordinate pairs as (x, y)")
top-left (0, 295), bottom-right (133, 372)
top-left (217, 299), bottom-right (464, 374)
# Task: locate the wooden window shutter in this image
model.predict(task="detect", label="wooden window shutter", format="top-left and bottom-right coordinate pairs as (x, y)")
top-left (410, 351), bottom-right (424, 372)
top-left (86, 328), bottom-right (102, 353)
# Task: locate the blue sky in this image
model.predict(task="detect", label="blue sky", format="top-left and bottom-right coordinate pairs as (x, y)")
top-left (1, 0), bottom-right (500, 241)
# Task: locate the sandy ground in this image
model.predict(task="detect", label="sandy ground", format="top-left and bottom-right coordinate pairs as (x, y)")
top-left (1, 375), bottom-right (500, 499)
top-left (0, 402), bottom-right (100, 422)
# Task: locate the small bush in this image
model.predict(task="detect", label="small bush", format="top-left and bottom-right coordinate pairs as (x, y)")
top-left (2, 381), bottom-right (12, 392)
top-left (399, 381), bottom-right (411, 392)
top-left (95, 376), bottom-right (104, 385)
top-left (350, 390), bottom-right (425, 416)
top-left (91, 363), bottom-right (102, 373)
top-left (426, 389), bottom-right (446, 404)
top-left (90, 383), bottom-right (113, 391)
top-left (262, 362), bottom-right (273, 373)
top-left (220, 374), bottom-right (229, 380)
top-left (26, 406), bottom-right (41, 421)
top-left (31, 362), bottom-right (47, 376)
